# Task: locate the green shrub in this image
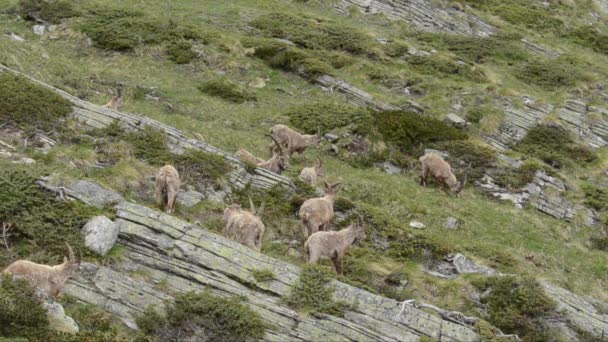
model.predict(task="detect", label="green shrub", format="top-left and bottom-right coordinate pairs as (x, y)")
top-left (198, 77), bottom-right (257, 103)
top-left (250, 12), bottom-right (376, 56)
top-left (0, 74), bottom-right (72, 133)
top-left (167, 40), bottom-right (197, 64)
top-left (472, 276), bottom-right (557, 340)
top-left (514, 125), bottom-right (596, 169)
top-left (287, 101), bottom-right (371, 134)
top-left (432, 140), bottom-right (496, 182)
top-left (389, 233), bottom-right (453, 261)
top-left (0, 275), bottom-right (50, 339)
top-left (252, 269), bottom-right (275, 282)
top-left (583, 184), bottom-right (608, 211)
top-left (79, 7), bottom-right (203, 51)
top-left (566, 26), bottom-right (608, 55)
top-left (137, 290), bottom-right (267, 341)
top-left (428, 33), bottom-right (527, 64)
top-left (513, 58), bottom-right (581, 90)
top-left (465, 104), bottom-right (503, 124)
top-left (407, 55), bottom-right (486, 82)
top-left (285, 264), bottom-right (351, 316)
top-left (459, 0), bottom-right (563, 32)
top-left (360, 110), bottom-right (468, 152)
top-left (493, 159), bottom-right (546, 190)
top-left (17, 0), bottom-right (78, 24)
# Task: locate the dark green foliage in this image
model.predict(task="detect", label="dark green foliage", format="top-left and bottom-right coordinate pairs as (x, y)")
top-left (493, 159), bottom-right (545, 190)
top-left (287, 101), bottom-right (371, 134)
top-left (174, 150), bottom-right (233, 190)
top-left (0, 275), bottom-right (49, 339)
top-left (198, 77), bottom-right (257, 103)
top-left (17, 0), bottom-right (78, 24)
top-left (472, 276), bottom-right (557, 340)
top-left (250, 12), bottom-right (376, 56)
top-left (61, 299), bottom-right (129, 340)
top-left (513, 58), bottom-right (581, 90)
top-left (0, 73), bottom-right (72, 132)
top-left (79, 7), bottom-right (203, 51)
top-left (466, 104), bottom-right (503, 124)
top-left (360, 110), bottom-right (467, 152)
top-left (137, 290), bottom-right (267, 341)
top-left (406, 55), bottom-right (486, 82)
top-left (252, 268), bottom-right (275, 282)
top-left (167, 40), bottom-right (197, 64)
top-left (459, 0), bottom-right (564, 32)
top-left (0, 164), bottom-right (101, 264)
top-left (590, 227), bottom-right (608, 252)
top-left (566, 26), bottom-right (608, 55)
top-left (285, 264), bottom-right (351, 316)
top-left (583, 184), bottom-right (608, 211)
top-left (233, 185), bottom-right (295, 225)
top-left (389, 233), bottom-right (453, 261)
top-left (432, 140), bottom-right (496, 182)
top-left (514, 125), bottom-right (596, 169)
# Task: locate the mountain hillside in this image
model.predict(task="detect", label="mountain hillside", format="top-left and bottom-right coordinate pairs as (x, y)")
top-left (1, 0), bottom-right (608, 341)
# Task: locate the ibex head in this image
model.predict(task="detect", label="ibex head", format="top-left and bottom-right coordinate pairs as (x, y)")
top-left (61, 242), bottom-right (80, 275)
top-left (323, 181), bottom-right (341, 196)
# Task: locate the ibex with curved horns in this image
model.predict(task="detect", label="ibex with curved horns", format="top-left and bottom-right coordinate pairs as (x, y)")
top-left (223, 196), bottom-right (266, 251)
top-left (419, 153), bottom-right (467, 195)
top-left (269, 124), bottom-right (321, 158)
top-left (298, 181), bottom-right (341, 239)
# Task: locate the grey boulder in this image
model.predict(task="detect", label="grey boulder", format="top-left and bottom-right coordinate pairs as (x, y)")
top-left (81, 216), bottom-right (119, 256)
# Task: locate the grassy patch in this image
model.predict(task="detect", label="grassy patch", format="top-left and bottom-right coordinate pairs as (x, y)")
top-left (137, 290), bottom-right (267, 341)
top-left (252, 268), bottom-right (275, 282)
top-left (17, 0), bottom-right (78, 24)
top-left (167, 40), bottom-right (197, 64)
top-left (493, 159), bottom-right (546, 190)
top-left (566, 26), bottom-right (608, 55)
top-left (513, 57), bottom-right (582, 90)
top-left (406, 55), bottom-right (486, 82)
top-left (0, 275), bottom-right (50, 339)
top-left (583, 184), bottom-right (608, 211)
top-left (198, 77), bottom-right (257, 103)
top-left (287, 101), bottom-right (371, 134)
top-left (0, 73), bottom-right (72, 133)
top-left (459, 0), bottom-right (564, 32)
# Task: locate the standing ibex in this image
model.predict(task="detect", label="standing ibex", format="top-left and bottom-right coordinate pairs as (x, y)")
top-left (2, 243), bottom-right (80, 297)
top-left (223, 197), bottom-right (265, 251)
top-left (103, 86), bottom-right (123, 110)
top-left (419, 153), bottom-right (465, 195)
top-left (269, 124), bottom-right (321, 158)
top-left (304, 217), bottom-right (366, 275)
top-left (155, 165), bottom-right (180, 214)
top-left (299, 157), bottom-right (324, 185)
top-left (298, 181), bottom-right (341, 239)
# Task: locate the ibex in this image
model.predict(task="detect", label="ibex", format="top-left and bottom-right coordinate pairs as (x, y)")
top-left (269, 124), bottom-right (321, 158)
top-left (103, 87), bottom-right (123, 110)
top-left (298, 181), bottom-right (341, 239)
top-left (155, 165), bottom-right (180, 214)
top-left (299, 157), bottom-right (324, 185)
top-left (304, 217), bottom-right (366, 275)
top-left (223, 197), bottom-right (265, 251)
top-left (419, 153), bottom-right (465, 195)
top-left (236, 149), bottom-right (264, 165)
top-left (256, 134), bottom-right (289, 174)
top-left (2, 243), bottom-right (80, 297)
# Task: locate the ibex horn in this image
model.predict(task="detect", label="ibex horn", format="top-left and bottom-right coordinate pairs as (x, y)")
top-left (248, 195), bottom-right (255, 213)
top-left (65, 242), bottom-right (75, 263)
top-left (257, 201), bottom-right (265, 216)
top-left (266, 133), bottom-right (284, 155)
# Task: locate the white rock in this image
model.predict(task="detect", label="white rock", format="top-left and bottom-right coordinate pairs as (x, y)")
top-left (81, 216), bottom-right (119, 256)
top-left (18, 157), bottom-right (36, 164)
top-left (409, 220), bottom-right (426, 229)
top-left (445, 217), bottom-right (459, 229)
top-left (33, 25), bottom-right (46, 35)
top-left (43, 300), bottom-right (79, 334)
top-left (8, 33), bottom-right (25, 42)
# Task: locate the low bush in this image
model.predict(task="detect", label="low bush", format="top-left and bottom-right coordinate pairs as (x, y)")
top-left (137, 290), bottom-right (267, 341)
top-left (252, 268), bottom-right (275, 282)
top-left (250, 12), bottom-right (376, 56)
top-left (198, 77), bottom-right (257, 103)
top-left (459, 0), bottom-right (564, 32)
top-left (514, 125), bottom-right (596, 169)
top-left (389, 233), bottom-right (453, 261)
top-left (287, 101), bottom-right (371, 134)
top-left (0, 275), bottom-right (50, 339)
top-left (359, 110), bottom-right (468, 152)
top-left (513, 58), bottom-right (581, 90)
top-left (17, 0), bottom-right (78, 24)
top-left (465, 104), bottom-right (503, 124)
top-left (284, 264), bottom-right (351, 316)
top-left (167, 40), bottom-right (197, 64)
top-left (493, 159), bottom-right (546, 190)
top-left (406, 55), bottom-right (486, 82)
top-left (0, 74), bottom-right (72, 133)
top-left (566, 26), bottom-right (608, 55)
top-left (472, 276), bottom-right (557, 340)
top-left (583, 184), bottom-right (608, 211)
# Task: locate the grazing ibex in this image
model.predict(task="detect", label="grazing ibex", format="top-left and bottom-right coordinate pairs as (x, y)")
top-left (298, 181), bottom-right (341, 239)
top-left (103, 87), bottom-right (123, 110)
top-left (155, 165), bottom-right (180, 214)
top-left (419, 153), bottom-right (465, 195)
top-left (269, 124), bottom-right (321, 158)
top-left (2, 243), bottom-right (80, 297)
top-left (256, 134), bottom-right (289, 174)
top-left (299, 157), bottom-right (324, 185)
top-left (223, 197), bottom-right (265, 251)
top-left (236, 149), bottom-right (264, 165)
top-left (304, 217), bottom-right (366, 275)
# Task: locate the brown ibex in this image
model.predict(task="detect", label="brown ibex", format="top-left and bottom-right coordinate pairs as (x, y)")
top-left (236, 149), bottom-right (264, 165)
top-left (269, 124), bottom-right (321, 158)
top-left (298, 181), bottom-right (341, 239)
top-left (419, 153), bottom-right (465, 195)
top-left (299, 157), bottom-right (324, 185)
top-left (103, 86), bottom-right (123, 110)
top-left (304, 217), bottom-right (366, 275)
top-left (155, 165), bottom-right (180, 214)
top-left (223, 197), bottom-right (265, 251)
top-left (2, 243), bottom-right (80, 297)
top-left (256, 134), bottom-right (289, 174)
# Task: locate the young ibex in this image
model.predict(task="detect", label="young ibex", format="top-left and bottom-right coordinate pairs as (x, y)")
top-left (223, 197), bottom-right (265, 251)
top-left (2, 243), bottom-right (80, 297)
top-left (269, 124), bottom-right (321, 158)
top-left (419, 153), bottom-right (465, 195)
top-left (304, 217), bottom-right (366, 275)
top-left (298, 181), bottom-right (341, 239)
top-left (103, 87), bottom-right (123, 110)
top-left (256, 134), bottom-right (289, 174)
top-left (155, 165), bottom-right (180, 214)
top-left (298, 157), bottom-right (324, 185)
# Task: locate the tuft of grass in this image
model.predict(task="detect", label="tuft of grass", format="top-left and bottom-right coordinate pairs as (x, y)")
top-left (459, 0), bottom-right (564, 32)
top-left (198, 77), bottom-right (257, 103)
top-left (252, 268), bottom-right (275, 282)
top-left (513, 57), bottom-right (582, 90)
top-left (493, 159), bottom-right (546, 190)
top-left (0, 73), bottom-right (72, 133)
top-left (565, 26), bottom-right (608, 55)
top-left (17, 0), bottom-right (79, 24)
top-left (406, 55), bottom-right (487, 82)
top-left (136, 290), bottom-right (267, 341)
top-left (167, 40), bottom-right (197, 64)
top-left (287, 101), bottom-right (371, 134)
